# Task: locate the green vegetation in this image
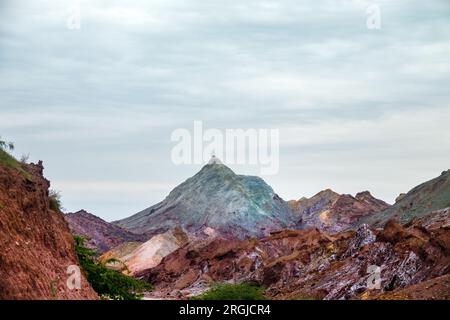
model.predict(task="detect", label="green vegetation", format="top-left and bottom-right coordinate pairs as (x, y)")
top-left (0, 138), bottom-right (32, 180)
top-left (49, 190), bottom-right (63, 212)
top-left (291, 294), bottom-right (318, 300)
top-left (192, 283), bottom-right (268, 300)
top-left (20, 153), bottom-right (30, 164)
top-left (0, 148), bottom-right (20, 170)
top-left (50, 279), bottom-right (58, 298)
top-left (74, 235), bottom-right (152, 300)
top-left (0, 136), bottom-right (14, 152)
top-left (0, 149), bottom-right (32, 180)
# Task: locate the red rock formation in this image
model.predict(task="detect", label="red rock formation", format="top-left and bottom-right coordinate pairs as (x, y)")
top-left (0, 160), bottom-right (97, 300)
top-left (139, 210), bottom-right (449, 300)
top-left (290, 189), bottom-right (390, 233)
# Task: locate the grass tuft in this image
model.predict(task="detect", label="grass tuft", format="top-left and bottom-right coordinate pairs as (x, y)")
top-left (0, 149), bottom-right (32, 181)
top-left (191, 282), bottom-right (268, 300)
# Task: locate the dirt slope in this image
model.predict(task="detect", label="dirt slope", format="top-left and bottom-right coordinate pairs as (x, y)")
top-left (0, 154), bottom-right (97, 300)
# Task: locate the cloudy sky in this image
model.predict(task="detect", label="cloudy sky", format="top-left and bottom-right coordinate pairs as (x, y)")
top-left (1, 0), bottom-right (449, 221)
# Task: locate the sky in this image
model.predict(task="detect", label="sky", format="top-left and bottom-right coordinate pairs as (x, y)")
top-left (1, 0), bottom-right (449, 221)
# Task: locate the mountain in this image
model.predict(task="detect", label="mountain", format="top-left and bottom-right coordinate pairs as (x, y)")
top-left (65, 210), bottom-right (147, 253)
top-left (289, 189), bottom-right (390, 233)
top-left (288, 188), bottom-right (340, 218)
top-left (140, 208), bottom-right (450, 300)
top-left (0, 151), bottom-right (97, 299)
top-left (114, 157), bottom-right (294, 239)
top-left (360, 169), bottom-right (450, 227)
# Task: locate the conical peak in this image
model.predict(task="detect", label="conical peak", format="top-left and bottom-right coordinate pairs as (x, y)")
top-left (208, 155), bottom-right (222, 165)
top-left (196, 156), bottom-right (235, 177)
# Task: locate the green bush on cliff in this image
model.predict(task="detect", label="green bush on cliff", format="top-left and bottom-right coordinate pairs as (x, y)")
top-left (0, 139), bottom-right (32, 180)
top-left (49, 190), bottom-right (63, 212)
top-left (192, 283), bottom-right (268, 300)
top-left (0, 136), bottom-right (14, 152)
top-left (0, 148), bottom-right (21, 171)
top-left (74, 235), bottom-right (152, 300)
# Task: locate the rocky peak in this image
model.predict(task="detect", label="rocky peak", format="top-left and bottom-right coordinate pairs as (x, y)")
top-left (195, 158), bottom-right (235, 178)
top-left (208, 155), bottom-right (223, 165)
top-left (355, 191), bottom-right (389, 207)
top-left (68, 209), bottom-right (97, 220)
top-left (292, 189), bottom-right (390, 233)
top-left (289, 188), bottom-right (340, 217)
top-left (114, 161), bottom-right (294, 239)
top-left (318, 188), bottom-right (339, 197)
top-left (355, 191), bottom-right (372, 200)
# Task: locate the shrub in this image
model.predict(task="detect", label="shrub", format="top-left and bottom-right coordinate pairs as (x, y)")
top-left (49, 190), bottom-right (63, 212)
top-left (74, 235), bottom-right (152, 300)
top-left (192, 283), bottom-right (268, 300)
top-left (20, 153), bottom-right (30, 164)
top-left (0, 148), bottom-right (32, 180)
top-left (0, 136), bottom-right (14, 151)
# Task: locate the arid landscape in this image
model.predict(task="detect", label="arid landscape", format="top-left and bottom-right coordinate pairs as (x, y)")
top-left (1, 0), bottom-right (449, 304)
top-left (1, 144), bottom-right (448, 300)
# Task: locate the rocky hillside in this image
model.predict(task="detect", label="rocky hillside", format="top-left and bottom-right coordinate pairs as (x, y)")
top-left (114, 157), bottom-right (294, 239)
top-left (100, 227), bottom-right (190, 275)
top-left (65, 210), bottom-right (147, 254)
top-left (289, 189), bottom-right (390, 233)
top-left (0, 150), bottom-right (97, 299)
top-left (139, 208), bottom-right (450, 300)
top-left (360, 169), bottom-right (450, 227)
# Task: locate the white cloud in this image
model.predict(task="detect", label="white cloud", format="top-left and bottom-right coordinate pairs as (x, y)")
top-left (1, 0), bottom-right (449, 220)
top-left (281, 107), bottom-right (450, 147)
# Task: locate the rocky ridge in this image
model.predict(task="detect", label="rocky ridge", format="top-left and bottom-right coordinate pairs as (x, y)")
top-left (65, 210), bottom-right (147, 254)
top-left (289, 189), bottom-right (390, 233)
top-left (114, 160), bottom-right (294, 239)
top-left (360, 169), bottom-right (450, 227)
top-left (0, 153), bottom-right (97, 300)
top-left (138, 208), bottom-right (449, 300)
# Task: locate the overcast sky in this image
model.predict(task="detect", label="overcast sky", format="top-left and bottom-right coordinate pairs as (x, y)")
top-left (1, 0), bottom-right (449, 221)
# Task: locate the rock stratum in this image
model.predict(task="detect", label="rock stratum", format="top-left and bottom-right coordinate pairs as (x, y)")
top-left (65, 210), bottom-right (147, 254)
top-left (100, 227), bottom-right (190, 275)
top-left (139, 207), bottom-right (450, 300)
top-left (114, 160), bottom-right (294, 239)
top-left (289, 189), bottom-right (390, 233)
top-left (106, 165), bottom-right (449, 300)
top-left (0, 151), bottom-right (97, 300)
